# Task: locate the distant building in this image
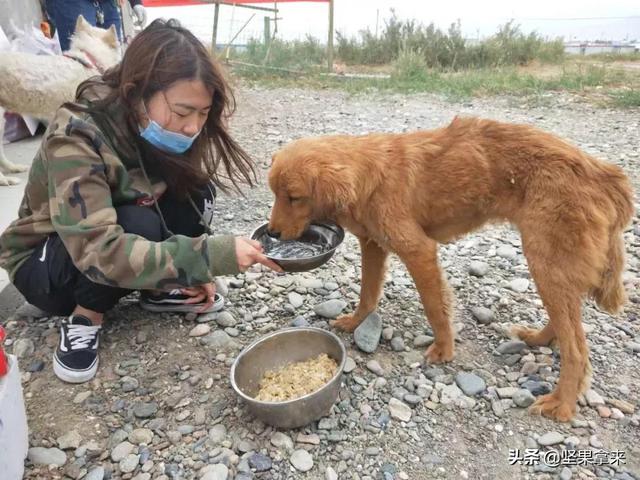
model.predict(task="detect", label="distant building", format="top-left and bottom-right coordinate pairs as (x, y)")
top-left (564, 41), bottom-right (639, 55)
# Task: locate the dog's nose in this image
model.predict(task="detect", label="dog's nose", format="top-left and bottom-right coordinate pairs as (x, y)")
top-left (266, 229), bottom-right (281, 239)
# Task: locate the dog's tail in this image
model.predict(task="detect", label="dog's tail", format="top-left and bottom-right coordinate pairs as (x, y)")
top-left (590, 170), bottom-right (634, 314)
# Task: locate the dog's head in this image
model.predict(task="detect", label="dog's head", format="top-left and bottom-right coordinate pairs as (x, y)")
top-left (268, 137), bottom-right (356, 240)
top-left (69, 15), bottom-right (121, 70)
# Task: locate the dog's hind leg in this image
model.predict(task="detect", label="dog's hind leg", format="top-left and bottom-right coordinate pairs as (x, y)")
top-left (510, 323), bottom-right (555, 347)
top-left (332, 236), bottom-right (388, 332)
top-left (392, 228), bottom-right (454, 363)
top-left (517, 223), bottom-right (595, 422)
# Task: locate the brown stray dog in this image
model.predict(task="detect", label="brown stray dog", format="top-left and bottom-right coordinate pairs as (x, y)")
top-left (267, 117), bottom-right (634, 422)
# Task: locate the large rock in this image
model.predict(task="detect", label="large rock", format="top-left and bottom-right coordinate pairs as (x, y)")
top-left (313, 300), bottom-right (347, 318)
top-left (455, 372), bottom-right (486, 396)
top-left (388, 398), bottom-right (412, 422)
top-left (290, 449), bottom-right (314, 472)
top-left (354, 312), bottom-right (382, 353)
top-left (28, 447), bottom-right (67, 466)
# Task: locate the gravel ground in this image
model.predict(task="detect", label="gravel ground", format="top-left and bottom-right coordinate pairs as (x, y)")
top-left (3, 86), bottom-right (639, 480)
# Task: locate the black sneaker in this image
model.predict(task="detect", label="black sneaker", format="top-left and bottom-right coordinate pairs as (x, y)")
top-left (139, 289), bottom-right (225, 313)
top-left (53, 315), bottom-right (101, 383)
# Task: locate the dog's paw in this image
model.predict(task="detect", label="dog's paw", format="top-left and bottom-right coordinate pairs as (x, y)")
top-left (330, 314), bottom-right (361, 333)
top-left (0, 175), bottom-right (21, 186)
top-left (424, 342), bottom-right (454, 363)
top-left (528, 393), bottom-right (575, 422)
top-left (509, 325), bottom-right (554, 347)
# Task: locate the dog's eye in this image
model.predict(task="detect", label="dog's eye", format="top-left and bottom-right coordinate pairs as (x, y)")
top-left (289, 196), bottom-right (300, 203)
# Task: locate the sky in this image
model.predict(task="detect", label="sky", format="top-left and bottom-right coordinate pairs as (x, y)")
top-left (145, 0), bottom-right (640, 45)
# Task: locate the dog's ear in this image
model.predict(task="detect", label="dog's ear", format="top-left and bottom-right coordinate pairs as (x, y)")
top-left (311, 162), bottom-right (357, 214)
top-left (75, 15), bottom-right (89, 34)
top-left (103, 25), bottom-right (119, 48)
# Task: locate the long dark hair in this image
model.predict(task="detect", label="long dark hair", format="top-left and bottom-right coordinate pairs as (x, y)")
top-left (71, 18), bottom-right (255, 198)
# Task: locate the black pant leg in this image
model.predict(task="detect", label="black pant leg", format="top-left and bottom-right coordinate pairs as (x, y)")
top-left (13, 205), bottom-right (164, 315)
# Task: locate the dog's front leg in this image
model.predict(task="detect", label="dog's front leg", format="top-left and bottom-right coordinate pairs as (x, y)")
top-left (332, 236), bottom-right (388, 332)
top-left (394, 233), bottom-right (455, 363)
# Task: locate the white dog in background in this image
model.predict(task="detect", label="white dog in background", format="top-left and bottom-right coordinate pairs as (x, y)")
top-left (0, 16), bottom-right (120, 186)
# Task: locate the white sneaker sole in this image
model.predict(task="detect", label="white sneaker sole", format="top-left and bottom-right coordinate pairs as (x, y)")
top-left (140, 294), bottom-right (225, 314)
top-left (53, 354), bottom-right (98, 384)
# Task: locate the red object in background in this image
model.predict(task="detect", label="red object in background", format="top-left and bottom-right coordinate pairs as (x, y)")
top-left (0, 326), bottom-right (7, 377)
top-left (143, 0), bottom-right (329, 6)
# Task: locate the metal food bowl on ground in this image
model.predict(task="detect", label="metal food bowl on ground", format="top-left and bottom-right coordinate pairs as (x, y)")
top-left (250, 222), bottom-right (345, 272)
top-left (230, 327), bottom-right (346, 429)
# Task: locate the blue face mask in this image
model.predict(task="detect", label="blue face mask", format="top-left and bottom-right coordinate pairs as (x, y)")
top-left (139, 119), bottom-right (199, 154)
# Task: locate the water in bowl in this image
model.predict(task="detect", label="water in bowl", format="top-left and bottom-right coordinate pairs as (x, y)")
top-left (261, 236), bottom-right (331, 260)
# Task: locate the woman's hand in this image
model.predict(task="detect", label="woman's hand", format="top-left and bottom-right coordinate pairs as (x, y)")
top-left (235, 237), bottom-right (283, 273)
top-left (181, 282), bottom-right (216, 313)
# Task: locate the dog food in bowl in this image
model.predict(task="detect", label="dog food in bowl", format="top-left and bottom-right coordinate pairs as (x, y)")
top-left (255, 353), bottom-right (338, 402)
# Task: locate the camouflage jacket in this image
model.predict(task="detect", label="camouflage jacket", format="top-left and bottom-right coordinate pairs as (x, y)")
top-left (0, 83), bottom-right (239, 289)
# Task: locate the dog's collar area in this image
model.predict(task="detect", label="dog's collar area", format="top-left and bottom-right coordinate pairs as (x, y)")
top-left (63, 50), bottom-right (104, 74)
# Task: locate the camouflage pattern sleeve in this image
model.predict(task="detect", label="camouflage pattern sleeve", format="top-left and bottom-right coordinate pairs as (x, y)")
top-left (46, 129), bottom-right (239, 290)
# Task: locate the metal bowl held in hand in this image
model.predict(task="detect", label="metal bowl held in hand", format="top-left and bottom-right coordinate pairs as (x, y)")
top-left (251, 222), bottom-right (345, 272)
top-left (230, 327), bottom-right (346, 429)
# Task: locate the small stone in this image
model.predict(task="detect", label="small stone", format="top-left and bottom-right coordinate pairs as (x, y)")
top-left (496, 387), bottom-right (519, 398)
top-left (201, 464), bottom-right (229, 480)
top-left (610, 408), bottom-right (625, 420)
top-left (13, 338), bottom-right (35, 358)
top-left (296, 433), bottom-right (321, 445)
top-left (508, 278), bottom-right (529, 293)
top-left (512, 389), bottom-right (536, 408)
top-left (390, 336), bottom-right (405, 351)
top-left (455, 372), bottom-right (486, 396)
top-left (128, 429), bottom-right (154, 445)
top-left (290, 449), bottom-right (314, 472)
top-left (248, 452), bottom-right (272, 472)
top-left (354, 311), bottom-right (383, 353)
top-left (288, 292), bottom-right (304, 308)
top-left (607, 398), bottom-right (634, 414)
top-left (120, 454), bottom-right (140, 473)
top-left (111, 441), bottom-right (135, 462)
top-left (597, 405), bottom-right (612, 418)
top-left (440, 383), bottom-right (464, 404)
top-left (133, 402), bottom-right (158, 418)
top-left (73, 391), bottom-right (92, 404)
top-left (497, 245), bottom-right (517, 260)
top-left (313, 299), bottom-right (347, 318)
top-left (538, 431), bottom-right (564, 446)
top-left (559, 467), bottom-right (572, 480)
top-left (388, 398), bottom-right (412, 422)
top-left (471, 307), bottom-right (494, 324)
top-left (189, 324), bottom-right (211, 337)
top-left (382, 327), bottom-right (394, 341)
top-left (28, 447), bottom-right (67, 466)
top-left (208, 424), bottom-right (227, 444)
top-left (589, 435), bottom-right (603, 449)
top-left (26, 359), bottom-right (45, 372)
top-left (413, 335), bottom-right (434, 348)
top-left (215, 311), bottom-right (237, 328)
top-left (325, 466), bottom-right (338, 480)
top-left (496, 340), bottom-right (527, 355)
top-left (270, 432), bottom-right (294, 452)
top-left (403, 394), bottom-right (422, 407)
top-left (290, 316), bottom-right (310, 327)
top-left (57, 430), bottom-right (82, 450)
top-left (85, 467), bottom-right (105, 480)
top-left (366, 360), bottom-right (384, 376)
top-left (200, 330), bottom-right (233, 349)
top-left (469, 261), bottom-right (489, 277)
top-left (585, 389), bottom-right (605, 407)
top-left (343, 357), bottom-right (356, 373)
